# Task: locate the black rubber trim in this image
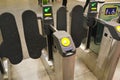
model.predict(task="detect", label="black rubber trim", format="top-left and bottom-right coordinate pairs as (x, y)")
top-left (70, 5), bottom-right (87, 48)
top-left (57, 7), bottom-right (67, 31)
top-left (22, 10), bottom-right (46, 58)
top-left (0, 13), bottom-right (23, 64)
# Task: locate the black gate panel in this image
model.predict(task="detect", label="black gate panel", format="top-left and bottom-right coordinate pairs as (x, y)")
top-left (57, 7), bottom-right (67, 31)
top-left (70, 5), bottom-right (87, 48)
top-left (0, 13), bottom-right (23, 64)
top-left (22, 10), bottom-right (46, 58)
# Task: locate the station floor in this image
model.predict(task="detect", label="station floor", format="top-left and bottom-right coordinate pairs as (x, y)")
top-left (0, 0), bottom-right (97, 80)
top-left (11, 55), bottom-right (97, 80)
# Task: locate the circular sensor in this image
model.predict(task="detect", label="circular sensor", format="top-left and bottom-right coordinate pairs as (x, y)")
top-left (61, 37), bottom-right (71, 47)
top-left (116, 26), bottom-right (120, 32)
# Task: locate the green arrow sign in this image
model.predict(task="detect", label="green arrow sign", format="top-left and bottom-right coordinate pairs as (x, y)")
top-left (91, 2), bottom-right (97, 7)
top-left (44, 7), bottom-right (50, 13)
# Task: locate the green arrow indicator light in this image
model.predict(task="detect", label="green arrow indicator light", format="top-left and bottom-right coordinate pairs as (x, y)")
top-left (91, 3), bottom-right (96, 7)
top-left (44, 7), bottom-right (50, 13)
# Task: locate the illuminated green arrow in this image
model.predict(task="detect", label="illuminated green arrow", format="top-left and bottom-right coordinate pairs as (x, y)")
top-left (91, 2), bottom-right (97, 7)
top-left (44, 7), bottom-right (50, 13)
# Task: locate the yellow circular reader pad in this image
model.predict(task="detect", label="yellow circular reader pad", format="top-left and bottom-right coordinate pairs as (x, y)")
top-left (61, 37), bottom-right (71, 47)
top-left (116, 26), bottom-right (120, 33)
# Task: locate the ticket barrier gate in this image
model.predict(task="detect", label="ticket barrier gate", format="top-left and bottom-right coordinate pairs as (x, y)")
top-left (21, 5), bottom-right (76, 80)
top-left (40, 5), bottom-right (76, 80)
top-left (0, 4), bottom-right (74, 80)
top-left (0, 3), bottom-right (75, 80)
top-left (70, 2), bottom-right (120, 80)
top-left (96, 19), bottom-right (120, 80)
top-left (41, 31), bottom-right (76, 80)
top-left (0, 13), bottom-right (24, 80)
top-left (53, 31), bottom-right (76, 80)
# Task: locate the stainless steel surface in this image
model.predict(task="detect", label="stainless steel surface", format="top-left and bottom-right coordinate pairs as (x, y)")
top-left (54, 51), bottom-right (75, 80)
top-left (97, 27), bottom-right (113, 68)
top-left (105, 41), bottom-right (120, 80)
top-left (78, 23), bottom-right (120, 80)
top-left (3, 59), bottom-right (11, 80)
top-left (113, 57), bottom-right (120, 80)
